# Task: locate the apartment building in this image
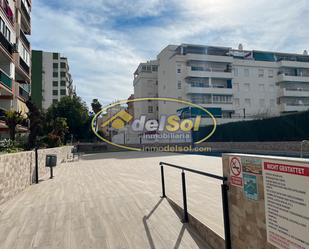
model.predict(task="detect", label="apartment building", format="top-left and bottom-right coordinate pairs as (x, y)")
top-left (133, 60), bottom-right (158, 120)
top-left (31, 50), bottom-right (74, 110)
top-left (0, 0), bottom-right (31, 135)
top-left (134, 44), bottom-right (309, 124)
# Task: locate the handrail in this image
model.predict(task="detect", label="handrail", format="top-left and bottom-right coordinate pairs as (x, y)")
top-left (159, 161), bottom-right (231, 249)
top-left (159, 162), bottom-right (227, 181)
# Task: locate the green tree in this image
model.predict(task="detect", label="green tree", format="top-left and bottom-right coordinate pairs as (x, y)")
top-left (52, 117), bottom-right (69, 142)
top-left (46, 96), bottom-right (93, 141)
top-left (91, 99), bottom-right (102, 114)
top-left (26, 100), bottom-right (43, 149)
top-left (4, 110), bottom-right (24, 141)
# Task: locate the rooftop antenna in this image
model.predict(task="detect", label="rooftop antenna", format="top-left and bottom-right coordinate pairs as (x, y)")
top-left (238, 43), bottom-right (243, 51)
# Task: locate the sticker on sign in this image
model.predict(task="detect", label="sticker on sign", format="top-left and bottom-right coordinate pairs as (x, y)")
top-left (229, 156), bottom-right (243, 187)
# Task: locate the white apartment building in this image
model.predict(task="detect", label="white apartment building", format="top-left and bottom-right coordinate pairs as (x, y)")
top-left (134, 44), bottom-right (309, 124)
top-left (32, 50), bottom-right (74, 110)
top-left (0, 0), bottom-right (32, 136)
top-left (133, 60), bottom-right (158, 120)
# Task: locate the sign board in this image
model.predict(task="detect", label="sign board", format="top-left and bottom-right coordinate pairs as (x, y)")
top-left (229, 156), bottom-right (243, 187)
top-left (243, 173), bottom-right (258, 201)
top-left (263, 160), bottom-right (309, 249)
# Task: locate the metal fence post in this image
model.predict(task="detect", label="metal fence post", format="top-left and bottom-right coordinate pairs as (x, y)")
top-left (181, 170), bottom-right (189, 223)
top-left (221, 183), bottom-right (231, 249)
top-left (35, 147), bottom-right (39, 184)
top-left (160, 164), bottom-right (166, 198)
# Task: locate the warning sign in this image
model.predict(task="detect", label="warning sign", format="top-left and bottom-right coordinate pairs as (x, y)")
top-left (229, 156), bottom-right (243, 187)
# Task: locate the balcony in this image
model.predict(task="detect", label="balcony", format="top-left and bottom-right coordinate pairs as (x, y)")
top-left (279, 88), bottom-right (309, 98)
top-left (278, 60), bottom-right (309, 69)
top-left (19, 57), bottom-right (29, 75)
top-left (184, 54), bottom-right (233, 63)
top-left (0, 0), bottom-right (14, 25)
top-left (20, 30), bottom-right (30, 50)
top-left (0, 69), bottom-right (12, 90)
top-left (19, 0), bottom-right (31, 34)
top-left (280, 103), bottom-right (309, 113)
top-left (0, 31), bottom-right (13, 55)
top-left (187, 67), bottom-right (233, 79)
top-left (186, 85), bottom-right (233, 95)
top-left (19, 85), bottom-right (29, 101)
top-left (277, 73), bottom-right (309, 83)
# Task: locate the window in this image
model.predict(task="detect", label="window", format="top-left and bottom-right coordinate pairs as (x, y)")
top-left (53, 72), bottom-right (58, 78)
top-left (5, 27), bottom-right (10, 42)
top-left (234, 68), bottom-right (238, 77)
top-left (0, 18), bottom-right (4, 35)
top-left (53, 81), bottom-right (58, 87)
top-left (259, 84), bottom-right (265, 91)
top-left (148, 106), bottom-right (153, 113)
top-left (244, 83), bottom-right (250, 91)
top-left (53, 90), bottom-right (58, 96)
top-left (53, 99), bottom-right (58, 104)
top-left (155, 80), bottom-right (158, 85)
top-left (60, 72), bottom-right (66, 77)
top-left (245, 98), bottom-right (251, 107)
top-left (259, 99), bottom-right (265, 107)
top-left (53, 63), bottom-right (58, 69)
top-left (177, 68), bottom-right (181, 73)
top-left (152, 65), bottom-right (158, 72)
top-left (53, 53), bottom-right (59, 59)
top-left (60, 89), bottom-right (66, 95)
top-left (234, 83), bottom-right (240, 91)
top-left (258, 69), bottom-right (264, 78)
top-left (60, 81), bottom-right (66, 86)
top-left (244, 68), bottom-right (249, 77)
top-left (268, 69), bottom-right (274, 78)
top-left (60, 62), bottom-right (66, 68)
top-left (177, 81), bottom-right (181, 89)
top-left (234, 98), bottom-right (240, 106)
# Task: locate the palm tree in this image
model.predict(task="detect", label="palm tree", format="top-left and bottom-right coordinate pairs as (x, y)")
top-left (4, 110), bottom-right (24, 141)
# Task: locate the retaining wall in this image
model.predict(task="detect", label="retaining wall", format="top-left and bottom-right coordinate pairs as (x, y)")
top-left (0, 146), bottom-right (73, 205)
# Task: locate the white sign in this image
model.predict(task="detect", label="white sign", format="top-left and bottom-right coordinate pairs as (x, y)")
top-left (229, 156), bottom-right (243, 187)
top-left (263, 160), bottom-right (309, 249)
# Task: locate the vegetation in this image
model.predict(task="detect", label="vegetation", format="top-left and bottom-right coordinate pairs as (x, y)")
top-left (4, 110), bottom-right (24, 141)
top-left (1, 95), bottom-right (96, 153)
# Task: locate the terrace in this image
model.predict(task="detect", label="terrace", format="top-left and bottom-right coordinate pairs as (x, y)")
top-left (0, 152), bottom-right (225, 249)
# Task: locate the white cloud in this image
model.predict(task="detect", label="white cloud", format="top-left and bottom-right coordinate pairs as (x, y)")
top-left (31, 0), bottom-right (309, 107)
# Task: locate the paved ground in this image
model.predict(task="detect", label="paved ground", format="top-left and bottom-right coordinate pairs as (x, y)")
top-left (0, 152), bottom-right (224, 249)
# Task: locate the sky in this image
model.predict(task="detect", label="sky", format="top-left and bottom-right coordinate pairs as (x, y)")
top-left (31, 0), bottom-right (309, 107)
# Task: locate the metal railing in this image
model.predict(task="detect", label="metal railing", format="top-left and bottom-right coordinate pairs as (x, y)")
top-left (300, 140), bottom-right (309, 158)
top-left (0, 69), bottom-right (12, 89)
top-left (159, 161), bottom-right (231, 249)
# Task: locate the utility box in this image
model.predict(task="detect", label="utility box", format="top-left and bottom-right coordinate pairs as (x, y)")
top-left (46, 154), bottom-right (57, 167)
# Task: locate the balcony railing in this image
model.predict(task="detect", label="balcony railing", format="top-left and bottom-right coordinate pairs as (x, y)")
top-left (21, 0), bottom-right (31, 24)
top-left (191, 66), bottom-right (232, 73)
top-left (0, 0), bottom-right (14, 25)
top-left (0, 70), bottom-right (12, 89)
top-left (19, 57), bottom-right (30, 75)
top-left (0, 31), bottom-right (13, 55)
top-left (19, 86), bottom-right (29, 101)
top-left (20, 30), bottom-right (30, 49)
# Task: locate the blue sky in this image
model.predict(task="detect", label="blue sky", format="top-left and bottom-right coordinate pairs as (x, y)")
top-left (31, 0), bottom-right (309, 107)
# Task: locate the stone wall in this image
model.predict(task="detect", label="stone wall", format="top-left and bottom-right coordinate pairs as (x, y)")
top-left (222, 154), bottom-right (309, 249)
top-left (0, 146), bottom-right (73, 205)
